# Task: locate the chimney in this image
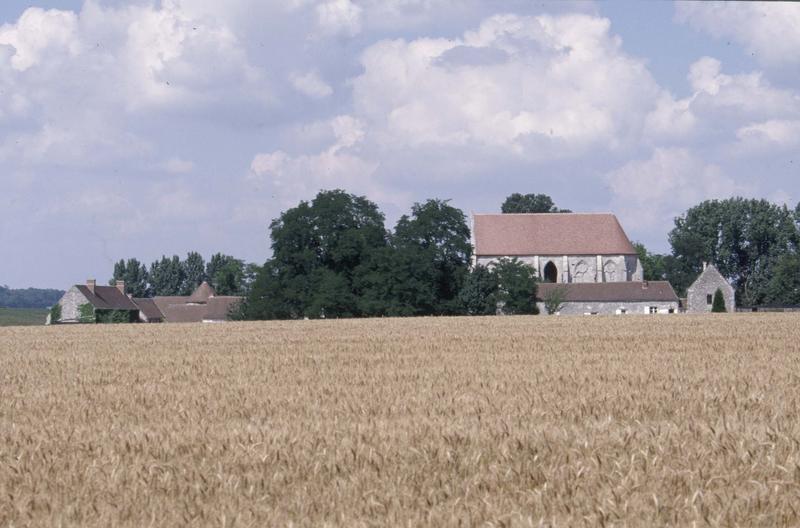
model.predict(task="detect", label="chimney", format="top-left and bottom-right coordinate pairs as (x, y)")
top-left (116, 280), bottom-right (125, 294)
top-left (703, 262), bottom-right (708, 271)
top-left (87, 279), bottom-right (96, 294)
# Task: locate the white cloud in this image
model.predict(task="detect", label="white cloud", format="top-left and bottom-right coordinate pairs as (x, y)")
top-left (316, 0), bottom-right (363, 36)
top-left (606, 148), bottom-right (749, 235)
top-left (735, 120), bottom-right (800, 151)
top-left (676, 2), bottom-right (800, 66)
top-left (290, 70), bottom-right (333, 99)
top-left (0, 8), bottom-right (81, 71)
top-left (351, 13), bottom-right (663, 157)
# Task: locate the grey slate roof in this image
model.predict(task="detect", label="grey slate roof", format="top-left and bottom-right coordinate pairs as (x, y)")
top-left (537, 281), bottom-right (679, 302)
top-left (76, 285), bottom-right (140, 311)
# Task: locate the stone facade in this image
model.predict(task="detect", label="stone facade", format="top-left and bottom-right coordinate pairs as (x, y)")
top-left (536, 300), bottom-right (678, 316)
top-left (476, 254), bottom-right (643, 283)
top-left (57, 286), bottom-right (91, 323)
top-left (686, 264), bottom-right (735, 313)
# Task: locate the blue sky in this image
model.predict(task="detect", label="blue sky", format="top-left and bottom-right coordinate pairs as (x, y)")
top-left (1, 1), bottom-right (799, 288)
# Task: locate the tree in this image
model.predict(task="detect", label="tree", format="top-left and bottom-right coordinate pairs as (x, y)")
top-left (244, 189), bottom-right (388, 319)
top-left (149, 255), bottom-right (185, 296)
top-left (206, 254), bottom-right (246, 296)
top-left (711, 288), bottom-right (726, 313)
top-left (392, 199), bottom-right (472, 315)
top-left (114, 259), bottom-right (142, 296)
top-left (543, 285), bottom-right (569, 315)
top-left (501, 193), bottom-right (570, 214)
top-left (668, 198), bottom-right (800, 306)
top-left (494, 258), bottom-right (538, 315)
top-left (458, 265), bottom-right (499, 315)
top-left (764, 253), bottom-right (800, 306)
top-left (110, 259), bottom-right (150, 297)
top-left (182, 252), bottom-right (206, 294)
top-left (633, 242), bottom-right (667, 282)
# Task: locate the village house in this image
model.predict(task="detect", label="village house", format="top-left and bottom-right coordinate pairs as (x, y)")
top-left (49, 280), bottom-right (241, 324)
top-left (472, 212), bottom-right (679, 315)
top-left (685, 263), bottom-right (735, 313)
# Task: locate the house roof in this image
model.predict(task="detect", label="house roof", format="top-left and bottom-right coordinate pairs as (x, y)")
top-left (537, 281), bottom-right (679, 303)
top-left (76, 285), bottom-right (140, 311)
top-left (151, 294), bottom-right (241, 323)
top-left (473, 213), bottom-right (637, 256)
top-left (187, 281), bottom-right (216, 304)
top-left (687, 264), bottom-right (733, 292)
top-left (133, 298), bottom-right (164, 321)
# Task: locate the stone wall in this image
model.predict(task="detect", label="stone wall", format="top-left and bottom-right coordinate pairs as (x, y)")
top-left (686, 266), bottom-right (735, 313)
top-left (537, 300), bottom-right (679, 315)
top-left (476, 254), bottom-right (643, 283)
top-left (57, 286), bottom-right (90, 323)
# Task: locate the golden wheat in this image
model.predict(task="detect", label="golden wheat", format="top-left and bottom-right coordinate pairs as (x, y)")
top-left (1, 314), bottom-right (800, 526)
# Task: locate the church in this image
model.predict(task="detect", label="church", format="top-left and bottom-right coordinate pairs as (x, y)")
top-left (472, 213), bottom-right (680, 315)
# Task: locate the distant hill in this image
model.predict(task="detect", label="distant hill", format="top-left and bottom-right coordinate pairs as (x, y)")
top-left (0, 286), bottom-right (64, 309)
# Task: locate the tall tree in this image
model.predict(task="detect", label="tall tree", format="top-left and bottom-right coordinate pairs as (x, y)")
top-left (764, 253), bottom-right (800, 306)
top-left (181, 252), bottom-right (206, 294)
top-left (393, 199), bottom-right (472, 315)
top-left (458, 264), bottom-right (499, 316)
top-left (494, 258), bottom-right (538, 315)
top-left (245, 189), bottom-right (388, 319)
top-left (668, 198), bottom-right (799, 306)
top-left (110, 258), bottom-right (150, 297)
top-left (206, 253), bottom-right (246, 296)
top-left (633, 242), bottom-right (668, 282)
top-left (501, 193), bottom-right (570, 214)
top-left (149, 255), bottom-right (185, 296)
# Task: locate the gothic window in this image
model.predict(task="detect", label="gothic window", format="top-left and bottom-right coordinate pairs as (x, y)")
top-left (543, 261), bottom-right (558, 283)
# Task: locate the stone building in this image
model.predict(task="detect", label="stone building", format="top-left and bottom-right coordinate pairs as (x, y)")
top-left (472, 213), bottom-right (643, 283)
top-left (537, 281), bottom-right (679, 315)
top-left (50, 279), bottom-right (241, 324)
top-left (472, 212), bottom-right (680, 315)
top-left (51, 280), bottom-right (140, 323)
top-left (686, 263), bottom-right (735, 313)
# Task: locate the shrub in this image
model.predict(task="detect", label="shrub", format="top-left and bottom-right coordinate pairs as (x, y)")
top-left (712, 288), bottom-right (726, 313)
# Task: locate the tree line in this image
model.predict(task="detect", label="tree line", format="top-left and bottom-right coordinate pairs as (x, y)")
top-left (107, 191), bottom-right (800, 315)
top-left (109, 253), bottom-right (257, 298)
top-left (0, 285), bottom-right (64, 309)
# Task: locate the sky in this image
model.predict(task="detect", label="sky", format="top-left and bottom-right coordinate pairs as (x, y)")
top-left (1, 1), bottom-right (799, 289)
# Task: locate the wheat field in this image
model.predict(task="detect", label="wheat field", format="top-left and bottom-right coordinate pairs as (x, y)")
top-left (1, 314), bottom-right (799, 527)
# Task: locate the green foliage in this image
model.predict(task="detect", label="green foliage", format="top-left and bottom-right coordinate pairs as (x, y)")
top-left (245, 190), bottom-right (388, 319)
top-left (459, 265), bottom-right (499, 316)
top-left (207, 254), bottom-right (245, 296)
top-left (543, 285), bottom-right (569, 315)
top-left (49, 303), bottom-right (62, 324)
top-left (494, 258), bottom-right (538, 315)
top-left (711, 288), bottom-right (726, 313)
top-left (0, 285), bottom-right (64, 309)
top-left (669, 198), bottom-right (800, 306)
top-left (392, 199), bottom-right (472, 315)
top-left (501, 193), bottom-right (570, 214)
top-left (764, 253), bottom-right (800, 306)
top-left (78, 303), bottom-right (95, 323)
top-left (182, 252), bottom-right (207, 295)
top-left (95, 309), bottom-right (137, 324)
top-left (633, 242), bottom-right (668, 281)
top-left (149, 255), bottom-right (185, 296)
top-left (110, 258), bottom-right (150, 297)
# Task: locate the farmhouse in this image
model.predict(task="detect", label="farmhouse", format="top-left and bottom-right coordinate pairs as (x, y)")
top-left (50, 280), bottom-right (241, 324)
top-left (686, 263), bottom-right (735, 313)
top-left (473, 212), bottom-right (679, 315)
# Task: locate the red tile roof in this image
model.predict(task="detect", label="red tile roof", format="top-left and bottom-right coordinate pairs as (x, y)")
top-left (537, 281), bottom-right (678, 303)
top-left (473, 213), bottom-right (636, 256)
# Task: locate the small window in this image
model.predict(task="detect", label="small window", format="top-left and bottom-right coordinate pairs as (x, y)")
top-left (619, 308), bottom-right (627, 315)
top-left (649, 306), bottom-right (658, 314)
top-left (707, 294), bottom-right (713, 305)
top-left (668, 308), bottom-right (675, 314)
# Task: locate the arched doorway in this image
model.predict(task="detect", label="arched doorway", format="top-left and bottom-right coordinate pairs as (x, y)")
top-left (543, 261), bottom-right (558, 283)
